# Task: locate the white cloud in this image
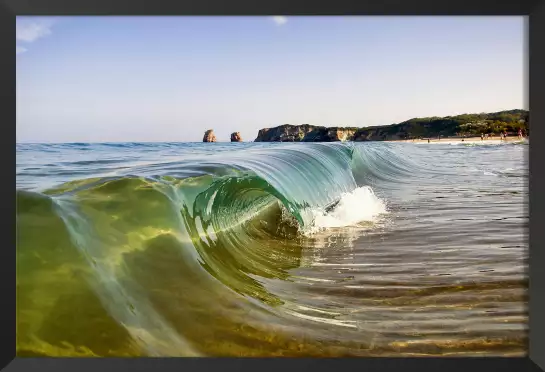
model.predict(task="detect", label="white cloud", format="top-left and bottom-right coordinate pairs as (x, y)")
top-left (16, 46), bottom-right (27, 55)
top-left (16, 18), bottom-right (55, 43)
top-left (271, 16), bottom-right (288, 26)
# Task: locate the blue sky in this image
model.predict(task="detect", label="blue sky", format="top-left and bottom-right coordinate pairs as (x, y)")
top-left (16, 16), bottom-right (526, 143)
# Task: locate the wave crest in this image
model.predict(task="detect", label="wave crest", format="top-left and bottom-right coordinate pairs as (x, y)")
top-left (17, 142), bottom-right (415, 356)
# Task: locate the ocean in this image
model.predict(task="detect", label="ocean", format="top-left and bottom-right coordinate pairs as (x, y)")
top-left (16, 141), bottom-right (528, 357)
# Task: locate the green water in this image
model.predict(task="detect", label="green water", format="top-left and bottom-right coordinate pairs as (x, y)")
top-left (16, 141), bottom-right (528, 356)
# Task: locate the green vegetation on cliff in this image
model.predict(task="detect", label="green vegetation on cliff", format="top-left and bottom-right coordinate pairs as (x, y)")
top-left (387, 109), bottom-right (529, 139)
top-left (254, 109), bottom-right (529, 142)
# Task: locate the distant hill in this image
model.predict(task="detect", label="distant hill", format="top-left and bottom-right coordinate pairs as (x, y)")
top-left (254, 109), bottom-right (529, 142)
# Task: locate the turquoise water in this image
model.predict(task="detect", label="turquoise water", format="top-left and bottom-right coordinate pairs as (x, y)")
top-left (16, 141), bottom-right (528, 356)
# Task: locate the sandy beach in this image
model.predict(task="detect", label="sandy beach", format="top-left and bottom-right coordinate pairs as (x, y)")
top-left (387, 136), bottom-right (528, 144)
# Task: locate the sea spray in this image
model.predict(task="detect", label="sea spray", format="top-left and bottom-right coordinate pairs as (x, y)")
top-left (309, 186), bottom-right (387, 231)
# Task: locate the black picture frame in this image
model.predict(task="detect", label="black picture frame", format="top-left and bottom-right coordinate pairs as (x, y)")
top-left (4, 0), bottom-right (544, 371)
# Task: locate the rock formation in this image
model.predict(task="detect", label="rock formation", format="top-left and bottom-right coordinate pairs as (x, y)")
top-left (230, 132), bottom-right (243, 142)
top-left (254, 125), bottom-right (357, 142)
top-left (254, 124), bottom-right (319, 142)
top-left (203, 129), bottom-right (217, 142)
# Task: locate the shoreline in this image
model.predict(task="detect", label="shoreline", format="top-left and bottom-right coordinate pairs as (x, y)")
top-left (385, 136), bottom-right (528, 144)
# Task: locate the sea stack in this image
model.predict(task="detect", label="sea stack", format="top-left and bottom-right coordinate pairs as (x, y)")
top-left (230, 132), bottom-right (243, 142)
top-left (203, 129), bottom-right (217, 142)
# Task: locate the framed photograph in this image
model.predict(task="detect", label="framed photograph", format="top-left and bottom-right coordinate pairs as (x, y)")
top-left (6, 1), bottom-right (544, 371)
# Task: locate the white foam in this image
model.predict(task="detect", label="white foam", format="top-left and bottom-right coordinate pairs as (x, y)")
top-left (310, 186), bottom-right (387, 231)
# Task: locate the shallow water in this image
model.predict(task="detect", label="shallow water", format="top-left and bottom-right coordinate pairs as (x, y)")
top-left (16, 141), bottom-right (528, 356)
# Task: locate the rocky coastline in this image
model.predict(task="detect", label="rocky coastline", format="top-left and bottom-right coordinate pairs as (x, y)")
top-left (253, 110), bottom-right (529, 142)
top-left (200, 110), bottom-right (528, 143)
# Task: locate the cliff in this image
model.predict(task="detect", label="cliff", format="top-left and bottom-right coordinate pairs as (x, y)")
top-left (254, 124), bottom-right (358, 142)
top-left (254, 124), bottom-right (316, 142)
top-left (254, 110), bottom-right (529, 142)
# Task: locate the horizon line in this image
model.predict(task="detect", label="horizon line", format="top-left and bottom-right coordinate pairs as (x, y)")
top-left (16, 107), bottom-right (527, 144)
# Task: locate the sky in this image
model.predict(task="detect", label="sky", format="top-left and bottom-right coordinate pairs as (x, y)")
top-left (16, 16), bottom-right (526, 143)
